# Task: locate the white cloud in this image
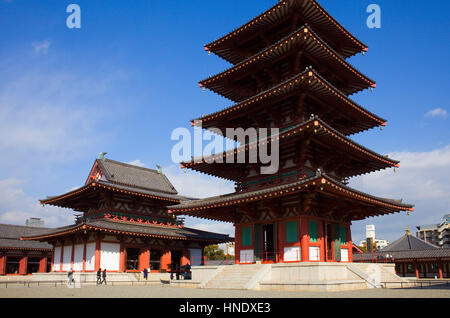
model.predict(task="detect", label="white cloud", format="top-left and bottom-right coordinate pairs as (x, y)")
top-left (128, 160), bottom-right (146, 167)
top-left (350, 145), bottom-right (450, 243)
top-left (32, 40), bottom-right (51, 55)
top-left (164, 164), bottom-right (235, 199)
top-left (0, 178), bottom-right (73, 227)
top-left (0, 69), bottom-right (115, 165)
top-left (425, 108), bottom-right (448, 119)
top-left (186, 219), bottom-right (234, 237)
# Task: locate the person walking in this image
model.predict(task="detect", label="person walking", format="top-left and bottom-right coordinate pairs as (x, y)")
top-left (96, 268), bottom-right (102, 285)
top-left (143, 268), bottom-right (148, 280)
top-left (101, 268), bottom-right (107, 285)
top-left (67, 268), bottom-right (74, 286)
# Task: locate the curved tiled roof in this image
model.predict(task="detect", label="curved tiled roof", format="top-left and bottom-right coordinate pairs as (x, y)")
top-left (21, 218), bottom-right (232, 243)
top-left (97, 159), bottom-right (178, 195)
top-left (0, 224), bottom-right (53, 250)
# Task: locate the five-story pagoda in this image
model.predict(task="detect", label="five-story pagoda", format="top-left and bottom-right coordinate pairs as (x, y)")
top-left (169, 0), bottom-right (414, 264)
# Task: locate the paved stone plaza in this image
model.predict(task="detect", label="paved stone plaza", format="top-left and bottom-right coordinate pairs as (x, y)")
top-left (0, 284), bottom-right (449, 298)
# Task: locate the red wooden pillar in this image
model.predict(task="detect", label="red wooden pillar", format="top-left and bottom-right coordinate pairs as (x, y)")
top-left (181, 249), bottom-right (190, 266)
top-left (82, 242), bottom-right (87, 272)
top-left (438, 262), bottom-right (443, 279)
top-left (346, 223), bottom-right (353, 263)
top-left (94, 239), bottom-right (101, 271)
top-left (139, 248), bottom-right (150, 271)
top-left (235, 225), bottom-right (241, 264)
top-left (19, 255), bottom-right (28, 275)
top-left (119, 243), bottom-right (125, 272)
top-left (318, 220), bottom-right (325, 262)
top-left (0, 255), bottom-right (6, 275)
top-left (300, 217), bottom-right (309, 262)
top-left (201, 246), bottom-right (207, 265)
top-left (70, 242), bottom-right (75, 270)
top-left (161, 250), bottom-right (171, 272)
top-left (38, 257), bottom-right (47, 273)
top-left (59, 245), bottom-right (64, 272)
top-left (414, 262), bottom-right (419, 279)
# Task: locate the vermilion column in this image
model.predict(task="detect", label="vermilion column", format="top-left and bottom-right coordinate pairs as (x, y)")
top-left (181, 249), bottom-right (190, 266)
top-left (300, 217), bottom-right (309, 262)
top-left (82, 242), bottom-right (87, 272)
top-left (94, 240), bottom-right (101, 271)
top-left (346, 223), bottom-right (353, 263)
top-left (119, 244), bottom-right (125, 272)
top-left (438, 262), bottom-right (443, 279)
top-left (39, 257), bottom-right (47, 273)
top-left (139, 248), bottom-right (150, 271)
top-left (0, 255), bottom-right (6, 275)
top-left (161, 250), bottom-right (171, 272)
top-left (415, 263), bottom-right (419, 279)
top-left (19, 255), bottom-right (28, 275)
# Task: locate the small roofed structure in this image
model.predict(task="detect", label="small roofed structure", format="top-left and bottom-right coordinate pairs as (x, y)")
top-left (354, 227), bottom-right (450, 279)
top-left (0, 223), bottom-right (53, 275)
top-left (22, 156), bottom-right (232, 274)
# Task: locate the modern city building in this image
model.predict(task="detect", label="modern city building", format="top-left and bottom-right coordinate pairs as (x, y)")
top-left (416, 214), bottom-right (450, 248)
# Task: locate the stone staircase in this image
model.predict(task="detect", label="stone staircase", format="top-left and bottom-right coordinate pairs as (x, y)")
top-left (203, 264), bottom-right (269, 290)
top-left (347, 263), bottom-right (408, 288)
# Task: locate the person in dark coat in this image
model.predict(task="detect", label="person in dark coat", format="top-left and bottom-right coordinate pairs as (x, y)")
top-left (101, 269), bottom-right (107, 285)
top-left (96, 268), bottom-right (102, 285)
top-left (143, 268), bottom-right (148, 280)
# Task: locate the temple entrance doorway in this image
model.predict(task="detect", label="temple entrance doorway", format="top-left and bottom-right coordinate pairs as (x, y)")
top-left (171, 250), bottom-right (182, 272)
top-left (325, 223), bottom-right (334, 262)
top-left (263, 223), bottom-right (276, 262)
top-left (126, 248), bottom-right (140, 271)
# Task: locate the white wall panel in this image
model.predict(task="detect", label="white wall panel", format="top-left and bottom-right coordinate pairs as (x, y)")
top-left (53, 247), bottom-right (61, 271)
top-left (240, 249), bottom-right (254, 264)
top-left (309, 246), bottom-right (320, 261)
top-left (85, 243), bottom-right (96, 271)
top-left (100, 242), bottom-right (120, 271)
top-left (73, 244), bottom-right (84, 271)
top-left (341, 248), bottom-right (349, 262)
top-left (284, 246), bottom-right (301, 262)
top-left (62, 245), bottom-right (73, 271)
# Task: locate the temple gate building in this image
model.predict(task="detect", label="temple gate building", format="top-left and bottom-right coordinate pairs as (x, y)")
top-left (169, 0), bottom-right (414, 265)
top-left (21, 158), bottom-right (231, 273)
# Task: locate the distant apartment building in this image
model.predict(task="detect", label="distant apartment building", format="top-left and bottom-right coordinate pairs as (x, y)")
top-left (416, 214), bottom-right (450, 248)
top-left (358, 225), bottom-right (389, 251)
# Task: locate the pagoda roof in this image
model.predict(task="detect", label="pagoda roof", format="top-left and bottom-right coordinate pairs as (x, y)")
top-left (355, 232), bottom-right (450, 262)
top-left (20, 218), bottom-right (232, 243)
top-left (381, 233), bottom-right (439, 252)
top-left (200, 25), bottom-right (374, 99)
top-left (168, 172), bottom-right (414, 222)
top-left (183, 116), bottom-right (399, 181)
top-left (40, 179), bottom-right (184, 212)
top-left (194, 68), bottom-right (385, 136)
top-left (205, 0), bottom-right (368, 64)
top-left (92, 158), bottom-right (178, 195)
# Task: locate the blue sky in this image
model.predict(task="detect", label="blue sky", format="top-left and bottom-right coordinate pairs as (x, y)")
top-left (0, 0), bottom-right (449, 244)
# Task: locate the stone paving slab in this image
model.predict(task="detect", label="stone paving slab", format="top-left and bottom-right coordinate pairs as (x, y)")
top-left (0, 284), bottom-right (449, 298)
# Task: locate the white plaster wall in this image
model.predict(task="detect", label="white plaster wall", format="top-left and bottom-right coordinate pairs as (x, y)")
top-left (73, 244), bottom-right (84, 271)
top-left (85, 243), bottom-right (96, 271)
top-left (53, 247), bottom-right (61, 271)
top-left (284, 246), bottom-right (301, 262)
top-left (309, 246), bottom-right (320, 261)
top-left (62, 245), bottom-right (73, 271)
top-left (100, 242), bottom-right (120, 271)
top-left (240, 249), bottom-right (254, 263)
top-left (341, 248), bottom-right (349, 262)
